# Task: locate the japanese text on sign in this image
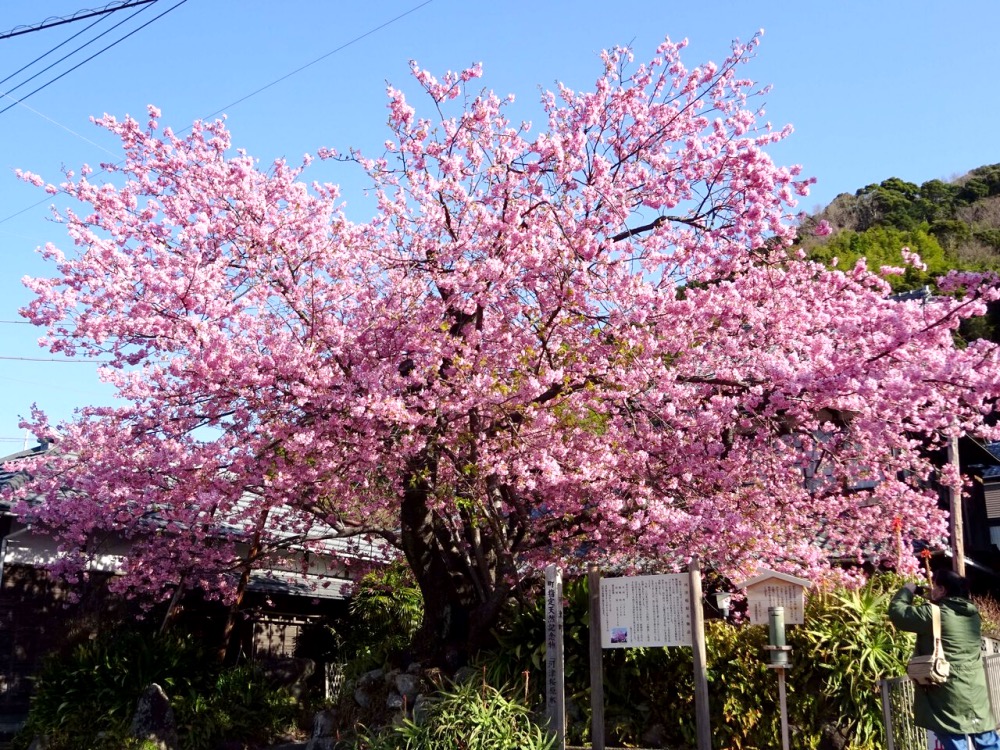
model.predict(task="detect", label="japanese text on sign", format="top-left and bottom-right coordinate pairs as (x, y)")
top-left (747, 583), bottom-right (805, 625)
top-left (600, 573), bottom-right (691, 648)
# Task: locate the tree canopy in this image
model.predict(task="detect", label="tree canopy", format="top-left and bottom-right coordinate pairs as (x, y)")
top-left (12, 35), bottom-right (1000, 660)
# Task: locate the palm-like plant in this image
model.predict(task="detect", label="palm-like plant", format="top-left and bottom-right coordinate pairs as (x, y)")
top-left (793, 575), bottom-right (913, 748)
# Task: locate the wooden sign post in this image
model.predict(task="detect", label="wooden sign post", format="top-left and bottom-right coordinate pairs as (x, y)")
top-left (544, 564), bottom-right (566, 749)
top-left (736, 570), bottom-right (811, 750)
top-left (590, 561), bottom-right (712, 750)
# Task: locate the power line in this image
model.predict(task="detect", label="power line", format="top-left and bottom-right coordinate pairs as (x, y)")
top-left (0, 1), bottom-right (434, 228)
top-left (0, 0), bottom-right (185, 116)
top-left (0, 8), bottom-right (118, 91)
top-left (0, 97), bottom-right (119, 157)
top-left (0, 0), bottom-right (157, 41)
top-left (200, 0), bottom-right (434, 121)
top-left (0, 356), bottom-right (110, 363)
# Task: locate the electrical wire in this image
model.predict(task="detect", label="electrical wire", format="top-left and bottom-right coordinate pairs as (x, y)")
top-left (0, 356), bottom-right (110, 363)
top-left (0, 0), bottom-right (186, 116)
top-left (0, 0), bottom-right (434, 227)
top-left (0, 7), bottom-right (119, 91)
top-left (200, 0), bottom-right (434, 122)
top-left (0, 0), bottom-right (158, 40)
top-left (0, 97), bottom-right (119, 157)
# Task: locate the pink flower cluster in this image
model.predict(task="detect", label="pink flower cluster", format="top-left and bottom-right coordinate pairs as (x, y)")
top-left (10, 36), bottom-right (1000, 610)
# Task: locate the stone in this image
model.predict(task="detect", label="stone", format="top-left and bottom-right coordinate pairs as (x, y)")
top-left (260, 657), bottom-right (316, 699)
top-left (385, 691), bottom-right (404, 709)
top-left (452, 666), bottom-right (477, 685)
top-left (412, 693), bottom-right (431, 724)
top-left (394, 672), bottom-right (420, 702)
top-left (305, 708), bottom-right (340, 750)
top-left (129, 683), bottom-right (179, 750)
top-left (641, 723), bottom-right (666, 747)
top-left (311, 709), bottom-right (338, 738)
top-left (354, 667), bottom-right (387, 708)
top-left (357, 667), bottom-right (385, 688)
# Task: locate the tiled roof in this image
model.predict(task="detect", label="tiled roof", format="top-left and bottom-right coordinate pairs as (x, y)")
top-left (1, 443), bottom-right (392, 573)
top-left (0, 442), bottom-right (50, 510)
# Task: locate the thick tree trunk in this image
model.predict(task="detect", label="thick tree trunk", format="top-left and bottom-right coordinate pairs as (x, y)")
top-left (399, 459), bottom-right (512, 667)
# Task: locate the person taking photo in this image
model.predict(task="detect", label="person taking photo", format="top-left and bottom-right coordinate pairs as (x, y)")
top-left (889, 568), bottom-right (1000, 750)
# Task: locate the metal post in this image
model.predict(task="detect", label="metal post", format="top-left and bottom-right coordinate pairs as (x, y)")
top-left (767, 606), bottom-right (791, 750)
top-left (880, 679), bottom-right (896, 750)
top-left (777, 668), bottom-right (790, 750)
top-left (689, 555), bottom-right (712, 750)
top-left (588, 563), bottom-right (605, 750)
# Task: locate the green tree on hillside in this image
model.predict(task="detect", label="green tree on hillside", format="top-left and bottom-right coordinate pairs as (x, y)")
top-left (807, 226), bottom-right (949, 292)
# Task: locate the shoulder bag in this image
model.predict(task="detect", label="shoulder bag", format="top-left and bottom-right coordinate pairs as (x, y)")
top-left (906, 603), bottom-right (951, 686)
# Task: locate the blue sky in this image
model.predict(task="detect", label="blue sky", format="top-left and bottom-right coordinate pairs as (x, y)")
top-left (1, 0), bottom-right (998, 448)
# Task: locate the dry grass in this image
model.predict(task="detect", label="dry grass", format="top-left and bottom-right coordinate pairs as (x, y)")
top-left (973, 593), bottom-right (1000, 638)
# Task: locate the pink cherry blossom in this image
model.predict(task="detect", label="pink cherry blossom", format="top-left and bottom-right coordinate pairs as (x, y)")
top-left (10, 33), bottom-right (1000, 659)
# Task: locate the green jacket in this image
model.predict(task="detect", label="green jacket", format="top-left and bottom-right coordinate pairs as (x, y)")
top-left (888, 586), bottom-right (994, 736)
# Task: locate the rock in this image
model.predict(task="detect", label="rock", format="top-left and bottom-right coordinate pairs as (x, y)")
top-left (820, 722), bottom-right (849, 750)
top-left (129, 683), bottom-right (179, 750)
top-left (641, 723), bottom-right (666, 747)
top-left (358, 667), bottom-right (385, 688)
top-left (311, 708), bottom-right (338, 737)
top-left (305, 708), bottom-right (340, 750)
top-left (452, 666), bottom-right (477, 685)
top-left (260, 657), bottom-right (316, 699)
top-left (394, 672), bottom-right (420, 702)
top-left (354, 667), bottom-right (387, 708)
top-left (386, 691), bottom-right (407, 710)
top-left (412, 693), bottom-right (431, 724)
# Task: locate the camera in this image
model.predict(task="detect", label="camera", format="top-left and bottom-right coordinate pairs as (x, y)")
top-left (914, 585), bottom-right (927, 598)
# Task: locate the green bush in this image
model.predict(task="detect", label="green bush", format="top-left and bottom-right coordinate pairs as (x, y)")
top-left (477, 572), bottom-right (912, 750)
top-left (172, 665), bottom-right (297, 750)
top-left (355, 677), bottom-right (555, 750)
top-left (792, 573), bottom-right (913, 749)
top-left (13, 629), bottom-right (212, 749)
top-left (13, 628), bottom-right (297, 750)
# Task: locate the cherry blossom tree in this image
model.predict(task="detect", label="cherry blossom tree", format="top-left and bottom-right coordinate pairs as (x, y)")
top-left (13, 34), bottom-right (1000, 660)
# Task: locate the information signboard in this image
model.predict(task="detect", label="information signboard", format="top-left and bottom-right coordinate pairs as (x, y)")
top-left (599, 573), bottom-right (691, 648)
top-left (737, 570), bottom-right (811, 626)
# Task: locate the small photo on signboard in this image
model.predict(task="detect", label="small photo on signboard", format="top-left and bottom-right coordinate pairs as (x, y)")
top-left (610, 627), bottom-right (628, 644)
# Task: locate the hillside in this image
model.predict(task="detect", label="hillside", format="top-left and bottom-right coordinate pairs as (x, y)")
top-left (799, 164), bottom-right (1000, 341)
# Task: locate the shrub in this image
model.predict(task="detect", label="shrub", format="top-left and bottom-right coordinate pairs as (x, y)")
top-left (345, 564), bottom-right (422, 664)
top-left (13, 628), bottom-right (297, 750)
top-left (792, 573), bottom-right (913, 749)
top-left (13, 629), bottom-right (213, 749)
top-left (172, 665), bottom-right (297, 750)
top-left (477, 571), bottom-right (912, 749)
top-left (973, 593), bottom-right (1000, 637)
top-left (355, 677), bottom-right (555, 750)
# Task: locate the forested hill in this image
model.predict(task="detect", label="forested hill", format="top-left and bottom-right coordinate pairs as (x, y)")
top-left (798, 164), bottom-right (1000, 341)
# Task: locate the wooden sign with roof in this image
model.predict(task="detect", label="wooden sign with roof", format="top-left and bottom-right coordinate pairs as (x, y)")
top-left (735, 569), bottom-right (811, 626)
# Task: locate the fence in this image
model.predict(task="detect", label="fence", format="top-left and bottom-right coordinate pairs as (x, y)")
top-left (882, 654), bottom-right (1000, 750)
